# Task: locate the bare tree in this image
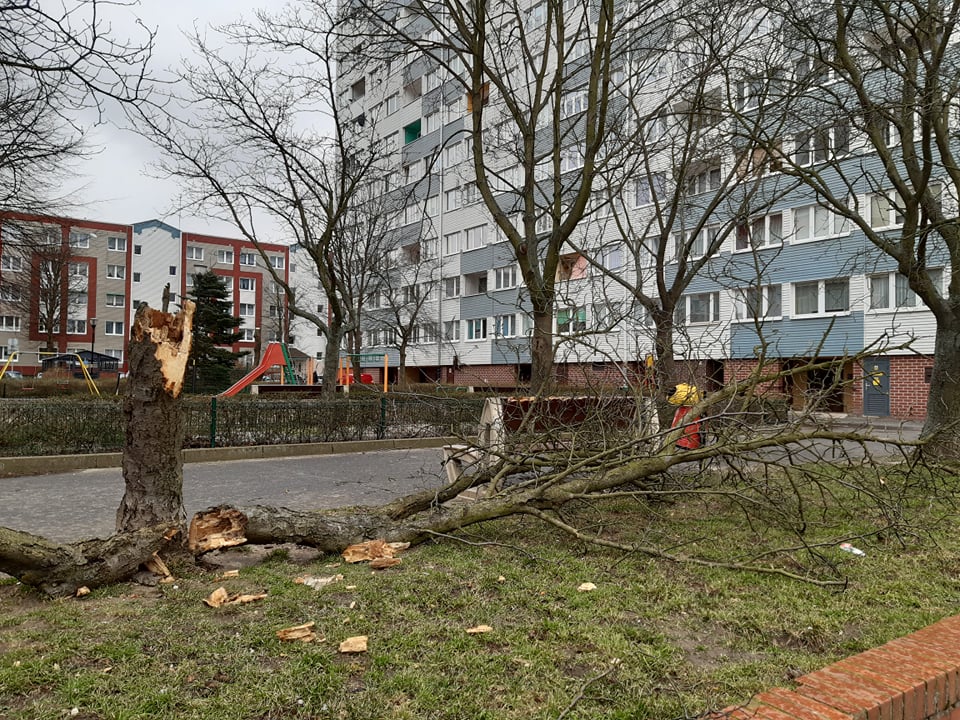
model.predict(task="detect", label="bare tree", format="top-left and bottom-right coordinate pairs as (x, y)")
top-left (0, 1), bottom-right (153, 213)
top-left (137, 3), bottom-right (392, 396)
top-left (0, 218), bottom-right (89, 353)
top-left (740, 0), bottom-right (960, 459)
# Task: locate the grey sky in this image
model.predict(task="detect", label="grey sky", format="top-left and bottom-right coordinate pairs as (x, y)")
top-left (63, 0), bottom-right (272, 237)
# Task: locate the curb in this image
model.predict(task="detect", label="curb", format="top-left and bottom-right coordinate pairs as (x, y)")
top-left (0, 436), bottom-right (457, 479)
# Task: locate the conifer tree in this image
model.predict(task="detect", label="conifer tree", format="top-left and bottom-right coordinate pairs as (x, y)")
top-left (187, 272), bottom-right (246, 392)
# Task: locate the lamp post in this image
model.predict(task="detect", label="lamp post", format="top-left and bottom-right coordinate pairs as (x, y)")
top-left (89, 317), bottom-right (97, 360)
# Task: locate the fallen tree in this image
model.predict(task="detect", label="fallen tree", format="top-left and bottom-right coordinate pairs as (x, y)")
top-left (0, 345), bottom-right (933, 597)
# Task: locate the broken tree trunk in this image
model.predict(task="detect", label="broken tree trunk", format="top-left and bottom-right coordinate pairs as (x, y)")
top-left (0, 524), bottom-right (178, 597)
top-left (116, 301), bottom-right (195, 534)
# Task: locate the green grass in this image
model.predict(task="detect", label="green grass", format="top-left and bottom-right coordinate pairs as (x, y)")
top-left (2, 470), bottom-right (960, 719)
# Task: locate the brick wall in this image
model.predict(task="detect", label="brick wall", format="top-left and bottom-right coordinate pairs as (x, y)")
top-left (716, 613), bottom-right (960, 720)
top-left (452, 364), bottom-right (518, 388)
top-left (889, 356), bottom-right (933, 420)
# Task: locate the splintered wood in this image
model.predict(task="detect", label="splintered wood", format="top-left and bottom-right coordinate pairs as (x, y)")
top-left (131, 301), bottom-right (195, 397)
top-left (188, 508), bottom-right (248, 553)
top-left (342, 540), bottom-right (410, 564)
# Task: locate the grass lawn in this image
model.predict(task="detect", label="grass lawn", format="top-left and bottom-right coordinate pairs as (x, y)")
top-left (2, 469), bottom-right (959, 719)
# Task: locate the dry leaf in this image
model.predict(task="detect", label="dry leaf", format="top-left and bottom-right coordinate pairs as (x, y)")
top-left (295, 574), bottom-right (343, 590)
top-left (339, 635), bottom-right (368, 653)
top-left (204, 587), bottom-right (230, 608)
top-left (369, 557), bottom-right (402, 570)
top-left (277, 622), bottom-right (318, 643)
top-left (466, 625), bottom-right (493, 634)
top-left (577, 582), bottom-right (597, 592)
top-left (75, 586), bottom-right (90, 597)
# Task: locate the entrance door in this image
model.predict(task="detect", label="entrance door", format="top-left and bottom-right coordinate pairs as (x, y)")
top-left (863, 357), bottom-right (890, 416)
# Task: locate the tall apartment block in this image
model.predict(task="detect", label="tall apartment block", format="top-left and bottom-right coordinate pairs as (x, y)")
top-left (340, 0), bottom-right (948, 420)
top-left (0, 214), bottom-right (324, 377)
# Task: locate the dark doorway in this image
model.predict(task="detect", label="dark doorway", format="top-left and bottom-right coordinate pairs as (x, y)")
top-left (862, 357), bottom-right (890, 416)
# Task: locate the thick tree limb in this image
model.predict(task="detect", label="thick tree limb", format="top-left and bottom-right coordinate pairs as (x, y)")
top-left (0, 524), bottom-right (178, 597)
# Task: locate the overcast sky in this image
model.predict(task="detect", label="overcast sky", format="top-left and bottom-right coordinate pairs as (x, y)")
top-left (63, 0), bottom-right (273, 237)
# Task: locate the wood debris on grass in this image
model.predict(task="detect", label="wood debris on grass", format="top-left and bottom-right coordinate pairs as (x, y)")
top-left (369, 557), bottom-right (402, 570)
top-left (277, 622), bottom-right (319, 643)
top-left (295, 574), bottom-right (344, 590)
top-left (342, 540), bottom-right (410, 564)
top-left (466, 625), bottom-right (494, 634)
top-left (577, 582), bottom-right (597, 592)
top-left (203, 586), bottom-right (268, 608)
top-left (339, 635), bottom-right (368, 653)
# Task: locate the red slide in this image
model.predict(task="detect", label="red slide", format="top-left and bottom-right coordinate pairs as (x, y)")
top-left (219, 343), bottom-right (289, 397)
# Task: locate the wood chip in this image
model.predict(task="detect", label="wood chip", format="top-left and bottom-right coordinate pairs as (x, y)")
top-left (203, 586), bottom-right (267, 607)
top-left (369, 557), bottom-right (402, 570)
top-left (188, 508), bottom-right (248, 554)
top-left (343, 539), bottom-right (397, 563)
top-left (277, 622), bottom-right (318, 643)
top-left (338, 635), bottom-right (368, 653)
top-left (466, 625), bottom-right (493, 634)
top-left (217, 570), bottom-right (240, 580)
top-left (295, 574), bottom-right (343, 590)
top-left (577, 582), bottom-right (597, 592)
top-left (75, 586), bottom-right (90, 597)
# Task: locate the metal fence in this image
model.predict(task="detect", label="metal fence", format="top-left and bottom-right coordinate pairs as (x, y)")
top-left (0, 393), bottom-right (487, 457)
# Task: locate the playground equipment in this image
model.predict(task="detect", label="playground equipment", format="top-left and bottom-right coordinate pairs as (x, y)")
top-left (219, 342), bottom-right (299, 397)
top-left (338, 353), bottom-right (388, 392)
top-left (668, 383), bottom-right (703, 450)
top-left (1, 351), bottom-right (102, 395)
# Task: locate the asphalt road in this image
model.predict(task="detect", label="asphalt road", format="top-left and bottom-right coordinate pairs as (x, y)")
top-left (0, 448), bottom-right (448, 543)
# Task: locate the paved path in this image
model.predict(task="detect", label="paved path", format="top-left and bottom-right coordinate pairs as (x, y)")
top-left (0, 448), bottom-right (447, 543)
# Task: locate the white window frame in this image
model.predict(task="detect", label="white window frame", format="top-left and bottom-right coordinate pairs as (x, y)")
top-left (0, 315), bottom-right (22, 331)
top-left (792, 204), bottom-right (848, 243)
top-left (464, 225), bottom-right (486, 251)
top-left (734, 284), bottom-right (783, 321)
top-left (106, 264), bottom-right (125, 279)
top-left (494, 265), bottom-right (518, 290)
top-left (238, 303), bottom-right (256, 318)
top-left (735, 213), bottom-right (784, 251)
top-left (239, 252), bottom-right (257, 267)
top-left (104, 320), bottom-right (124, 336)
top-left (105, 293), bottom-right (125, 307)
top-left (676, 292), bottom-right (721, 325)
top-left (107, 236), bottom-right (127, 252)
top-left (186, 246), bottom-right (204, 260)
top-left (466, 317), bottom-right (487, 341)
top-left (217, 249), bottom-right (234, 265)
top-left (494, 313), bottom-right (517, 338)
top-left (239, 277), bottom-right (256, 291)
top-left (793, 278), bottom-right (850, 316)
top-left (69, 232), bottom-right (90, 248)
top-left (444, 276), bottom-right (461, 298)
top-left (270, 256), bottom-right (285, 270)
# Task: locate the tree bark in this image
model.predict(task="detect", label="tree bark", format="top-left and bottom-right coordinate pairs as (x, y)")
top-left (921, 322), bottom-right (960, 461)
top-left (0, 524), bottom-right (178, 597)
top-left (116, 302), bottom-right (195, 533)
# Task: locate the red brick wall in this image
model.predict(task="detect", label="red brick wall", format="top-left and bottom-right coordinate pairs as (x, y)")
top-left (453, 364), bottom-right (518, 388)
top-left (889, 356), bottom-right (933, 420)
top-left (715, 613), bottom-right (960, 720)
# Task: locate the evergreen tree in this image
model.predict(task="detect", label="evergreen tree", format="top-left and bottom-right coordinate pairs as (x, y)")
top-left (187, 272), bottom-right (246, 393)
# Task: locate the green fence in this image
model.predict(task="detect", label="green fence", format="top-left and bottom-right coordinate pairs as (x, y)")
top-left (0, 394), bottom-right (487, 457)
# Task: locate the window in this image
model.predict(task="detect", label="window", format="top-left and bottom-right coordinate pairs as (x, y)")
top-left (69, 262), bottom-right (88, 277)
top-left (557, 306), bottom-right (587, 334)
top-left (444, 142), bottom-right (465, 167)
top-left (134, 244), bottom-right (142, 255)
top-left (678, 225), bottom-right (718, 259)
top-left (105, 321), bottom-right (124, 335)
top-left (1, 255), bottom-right (22, 271)
top-left (169, 266), bottom-right (177, 276)
top-left (66, 319), bottom-right (87, 334)
top-left (270, 256), bottom-right (285, 270)
top-left (242, 328), bottom-right (256, 342)
top-left (444, 188), bottom-right (461, 212)
top-left (69, 232), bottom-right (90, 248)
top-left (634, 173), bottom-right (666, 207)
top-left (794, 55), bottom-right (832, 84)
top-left (793, 204), bottom-right (847, 241)
top-left (0, 285), bottom-right (21, 302)
top-left (466, 318), bottom-right (487, 340)
top-left (238, 303), bottom-right (256, 317)
top-left (108, 236), bottom-right (127, 252)
top-left (106, 293), bottom-right (125, 307)
top-left (461, 182), bottom-right (479, 205)
top-left (385, 94), bottom-right (399, 114)
top-left (527, 1), bottom-right (546, 29)
top-left (351, 77), bottom-right (365, 101)
top-left (794, 123), bottom-right (849, 165)
top-left (561, 90), bottom-right (588, 118)
top-left (869, 269), bottom-right (942, 310)
top-left (676, 292), bottom-right (720, 324)
top-left (465, 271), bottom-right (488, 295)
top-left (686, 166), bottom-right (721, 196)
top-left (403, 119), bottom-right (422, 144)
top-left (186, 245), bottom-right (204, 260)
top-left (424, 111), bottom-right (442, 134)
top-left (104, 349), bottom-right (123, 361)
top-left (464, 225), bottom-right (486, 250)
top-left (425, 195), bottom-right (440, 217)
top-left (240, 252), bottom-right (256, 266)
top-left (494, 314), bottom-right (517, 337)
top-left (106, 264), bottom-right (125, 279)
top-left (736, 213), bottom-right (783, 250)
top-left (559, 144), bottom-right (585, 173)
top-left (217, 249), bottom-right (234, 265)
top-left (645, 114), bottom-right (669, 144)
top-left (603, 244), bottom-right (624, 269)
top-left (494, 265), bottom-right (518, 290)
top-left (1, 315), bottom-right (21, 331)
top-left (869, 192), bottom-right (906, 229)
top-left (133, 272), bottom-right (141, 283)
top-left (239, 277), bottom-right (256, 291)
top-left (735, 285), bottom-right (782, 320)
top-left (443, 320), bottom-right (460, 341)
top-left (444, 276), bottom-right (461, 298)
top-left (737, 77), bottom-right (764, 111)
top-left (793, 278), bottom-right (849, 315)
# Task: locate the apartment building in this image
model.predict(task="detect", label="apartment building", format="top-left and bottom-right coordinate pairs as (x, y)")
top-left (342, 0), bottom-right (947, 419)
top-left (0, 215), bottom-right (319, 376)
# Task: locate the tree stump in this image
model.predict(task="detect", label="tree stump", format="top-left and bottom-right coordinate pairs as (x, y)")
top-left (116, 302), bottom-right (195, 534)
